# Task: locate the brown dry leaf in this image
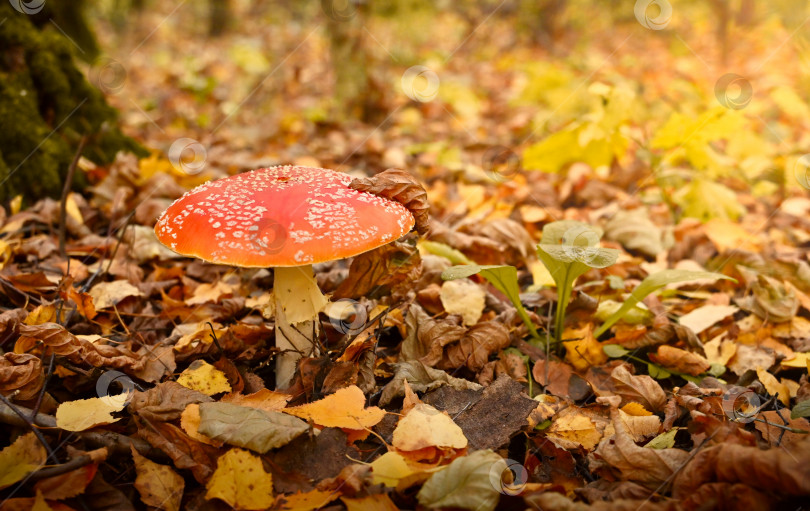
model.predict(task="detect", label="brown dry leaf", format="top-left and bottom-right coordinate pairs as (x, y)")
top-left (756, 367), bottom-right (790, 405)
top-left (441, 320), bottom-right (511, 372)
top-left (283, 385), bottom-right (385, 430)
top-left (132, 344), bottom-right (176, 383)
top-left (333, 239), bottom-right (422, 300)
top-left (0, 432), bottom-right (46, 490)
top-left (402, 304), bottom-right (466, 365)
top-left (88, 279), bottom-right (144, 310)
top-left (342, 494), bottom-right (399, 511)
top-left (649, 346), bottom-right (710, 376)
top-left (728, 343), bottom-right (776, 376)
top-left (128, 381), bottom-right (213, 422)
top-left (392, 403), bottom-right (468, 452)
top-left (176, 360), bottom-right (232, 396)
top-left (205, 448), bottom-right (275, 510)
top-left (379, 360), bottom-right (482, 406)
top-left (220, 389), bottom-right (292, 412)
top-left (592, 407), bottom-right (690, 489)
top-left (131, 445), bottom-right (184, 511)
top-left (55, 394), bottom-right (128, 432)
top-left (618, 408), bottom-right (661, 442)
top-left (186, 279), bottom-right (236, 305)
top-left (545, 406), bottom-right (603, 451)
top-left (610, 365), bottom-right (667, 412)
top-left (349, 168), bottom-right (430, 235)
top-left (563, 324), bottom-right (608, 372)
top-left (533, 359), bottom-right (575, 398)
top-left (673, 437), bottom-right (810, 498)
top-left (24, 303), bottom-right (60, 325)
top-left (753, 410), bottom-right (810, 449)
top-left (0, 352), bottom-right (43, 400)
top-left (135, 419), bottom-right (220, 484)
top-left (459, 218), bottom-right (535, 265)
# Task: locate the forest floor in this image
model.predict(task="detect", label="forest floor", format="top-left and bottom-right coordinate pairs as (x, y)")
top-left (1, 3), bottom-right (810, 510)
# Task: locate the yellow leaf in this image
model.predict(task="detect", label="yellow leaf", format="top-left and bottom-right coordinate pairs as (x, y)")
top-left (132, 446), bottom-right (184, 511)
top-left (619, 408), bottom-right (661, 442)
top-left (220, 389), bottom-right (292, 412)
top-left (275, 489), bottom-right (338, 511)
top-left (563, 325), bottom-right (607, 372)
top-left (342, 494), bottom-right (399, 511)
top-left (369, 451), bottom-right (437, 489)
top-left (55, 394), bottom-right (127, 432)
top-left (205, 449), bottom-right (274, 510)
top-left (620, 402), bottom-right (653, 416)
top-left (704, 335), bottom-right (737, 366)
top-left (0, 240), bottom-right (11, 270)
top-left (439, 279), bottom-right (486, 326)
top-left (756, 367), bottom-right (790, 406)
top-left (392, 403), bottom-right (467, 452)
top-left (186, 280), bottom-right (236, 306)
top-left (180, 404), bottom-right (223, 447)
top-left (283, 385), bottom-right (385, 430)
top-left (24, 304), bottom-right (60, 325)
top-left (546, 407), bottom-right (602, 451)
top-left (9, 195), bottom-right (22, 215)
top-left (176, 360), bottom-right (231, 396)
top-left (782, 352), bottom-right (810, 369)
top-left (0, 432), bottom-right (46, 489)
top-left (32, 491), bottom-right (53, 511)
top-left (65, 193), bottom-right (84, 225)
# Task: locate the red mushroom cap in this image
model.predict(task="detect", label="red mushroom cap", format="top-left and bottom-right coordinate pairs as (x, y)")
top-left (154, 166), bottom-right (416, 267)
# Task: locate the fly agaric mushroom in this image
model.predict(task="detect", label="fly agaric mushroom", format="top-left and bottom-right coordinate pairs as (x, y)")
top-left (154, 166), bottom-right (415, 388)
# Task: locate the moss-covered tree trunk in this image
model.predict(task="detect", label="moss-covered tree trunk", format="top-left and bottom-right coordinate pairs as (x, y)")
top-left (0, 3), bottom-right (145, 203)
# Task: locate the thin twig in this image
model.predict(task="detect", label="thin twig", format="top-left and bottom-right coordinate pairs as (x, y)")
top-left (59, 135), bottom-right (88, 260)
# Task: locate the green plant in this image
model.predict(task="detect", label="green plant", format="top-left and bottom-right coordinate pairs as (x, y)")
top-left (535, 221), bottom-right (618, 347)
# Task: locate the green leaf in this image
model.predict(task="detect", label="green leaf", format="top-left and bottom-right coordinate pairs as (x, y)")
top-left (197, 402), bottom-right (308, 453)
top-left (644, 428), bottom-right (680, 449)
top-left (417, 449), bottom-right (504, 511)
top-left (708, 363), bottom-right (726, 377)
top-left (419, 240), bottom-right (475, 265)
top-left (602, 344), bottom-right (630, 358)
top-left (791, 400), bottom-right (810, 420)
top-left (594, 269), bottom-right (735, 338)
top-left (442, 264), bottom-right (540, 340)
top-left (535, 419), bottom-right (552, 431)
top-left (647, 363), bottom-right (671, 379)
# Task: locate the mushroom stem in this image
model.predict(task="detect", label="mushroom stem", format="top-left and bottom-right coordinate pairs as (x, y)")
top-left (273, 265), bottom-right (328, 388)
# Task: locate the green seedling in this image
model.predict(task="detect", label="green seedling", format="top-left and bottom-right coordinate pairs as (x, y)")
top-left (535, 221), bottom-right (618, 349)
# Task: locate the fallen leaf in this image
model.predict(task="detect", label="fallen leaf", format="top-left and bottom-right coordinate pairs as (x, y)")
top-left (128, 381), bottom-right (213, 422)
top-left (439, 279), bottom-right (485, 326)
top-left (0, 432), bottom-right (46, 489)
top-left (532, 358), bottom-right (575, 397)
top-left (136, 419), bottom-right (219, 484)
top-left (416, 449), bottom-right (503, 511)
top-left (441, 320), bottom-right (511, 372)
top-left (379, 360), bottom-right (482, 406)
top-left (619, 408), bottom-right (661, 442)
top-left (275, 489), bottom-right (338, 511)
top-left (545, 406), bottom-right (603, 451)
top-left (649, 345), bottom-right (710, 376)
top-left (756, 367), bottom-right (790, 405)
top-left (392, 403), bottom-right (468, 452)
top-left (703, 335), bottom-right (737, 366)
top-left (197, 401), bottom-right (308, 453)
top-left (342, 494), bottom-right (399, 511)
top-left (176, 360), bottom-right (232, 396)
top-left (205, 448), bottom-right (275, 510)
top-left (132, 445), bottom-right (184, 511)
top-left (564, 324), bottom-right (608, 372)
top-left (55, 394), bottom-right (128, 432)
top-left (283, 385), bottom-right (385, 430)
top-left (370, 451), bottom-right (437, 489)
top-left (180, 404), bottom-right (224, 447)
top-left (349, 168), bottom-right (428, 235)
top-left (610, 365), bottom-right (667, 412)
top-left (678, 305), bottom-right (738, 335)
top-left (0, 352), bottom-right (43, 400)
top-left (220, 389), bottom-right (292, 412)
top-left (728, 343), bottom-right (776, 376)
top-left (186, 279), bottom-right (236, 305)
top-left (88, 280), bottom-right (144, 310)
top-left (753, 410), bottom-right (810, 449)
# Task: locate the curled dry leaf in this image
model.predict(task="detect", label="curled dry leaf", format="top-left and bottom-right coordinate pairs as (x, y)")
top-left (128, 381), bottom-right (213, 422)
top-left (592, 407), bottom-right (690, 490)
top-left (649, 345), bottom-right (710, 376)
top-left (440, 320), bottom-right (511, 372)
top-left (379, 360), bottom-right (482, 406)
top-left (349, 168), bottom-right (430, 235)
top-left (401, 304), bottom-right (466, 365)
top-left (0, 352), bottom-right (43, 400)
top-left (135, 418), bottom-right (220, 484)
top-left (458, 218), bottom-right (536, 265)
top-left (610, 365), bottom-right (667, 413)
top-left (333, 238), bottom-right (422, 300)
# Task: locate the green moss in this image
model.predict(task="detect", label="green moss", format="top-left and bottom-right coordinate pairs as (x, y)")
top-left (0, 4), bottom-right (146, 203)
